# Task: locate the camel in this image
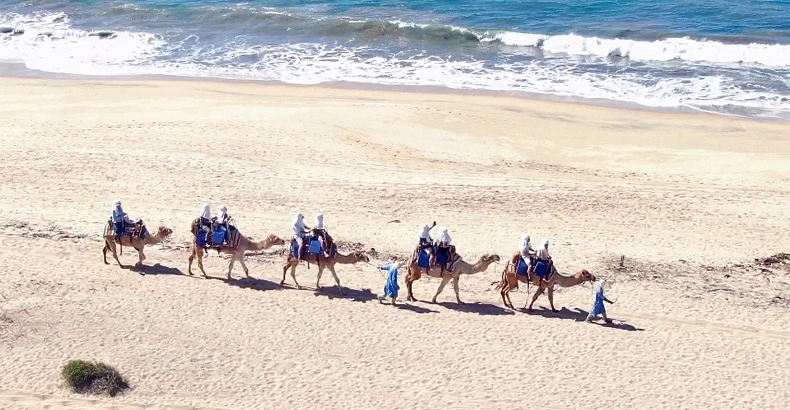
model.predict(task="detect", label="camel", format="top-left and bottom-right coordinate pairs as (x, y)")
top-left (280, 243), bottom-right (370, 295)
top-left (103, 223), bottom-right (173, 266)
top-left (405, 253), bottom-right (500, 304)
top-left (188, 231), bottom-right (285, 280)
top-left (498, 252), bottom-right (596, 311)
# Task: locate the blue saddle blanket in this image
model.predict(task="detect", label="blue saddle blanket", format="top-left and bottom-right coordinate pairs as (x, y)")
top-left (515, 257), bottom-right (529, 276)
top-left (212, 228), bottom-right (226, 245)
top-left (196, 228), bottom-right (208, 248)
top-left (308, 238), bottom-right (322, 254)
top-left (534, 260), bottom-right (551, 279)
top-left (291, 238), bottom-right (323, 259)
top-left (417, 249), bottom-right (431, 269)
top-left (417, 248), bottom-right (452, 269)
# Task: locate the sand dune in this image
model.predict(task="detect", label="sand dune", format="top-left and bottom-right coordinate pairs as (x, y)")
top-left (0, 77), bottom-right (789, 409)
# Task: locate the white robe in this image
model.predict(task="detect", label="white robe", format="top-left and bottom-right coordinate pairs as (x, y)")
top-left (435, 229), bottom-right (452, 246)
top-left (537, 240), bottom-right (551, 259)
top-left (292, 214), bottom-right (307, 239)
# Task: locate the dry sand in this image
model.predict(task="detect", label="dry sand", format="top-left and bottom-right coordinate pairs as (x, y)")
top-left (0, 76), bottom-right (789, 409)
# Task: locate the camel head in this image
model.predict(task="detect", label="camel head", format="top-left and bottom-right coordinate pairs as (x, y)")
top-left (577, 269), bottom-right (596, 283)
top-left (156, 226), bottom-right (173, 239)
top-left (480, 254), bottom-right (501, 264)
top-left (266, 234), bottom-right (286, 246)
top-left (353, 251), bottom-right (370, 263)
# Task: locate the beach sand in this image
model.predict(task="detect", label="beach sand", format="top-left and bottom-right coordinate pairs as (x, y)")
top-left (0, 76), bottom-right (789, 409)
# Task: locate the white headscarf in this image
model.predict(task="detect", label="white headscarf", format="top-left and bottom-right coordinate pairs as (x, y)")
top-left (315, 213), bottom-right (325, 230)
top-left (115, 200), bottom-right (122, 207)
top-left (218, 205), bottom-right (227, 221)
top-left (537, 239), bottom-right (550, 259)
top-left (201, 204), bottom-right (211, 219)
top-left (436, 228), bottom-right (452, 245)
top-left (292, 213), bottom-right (306, 234)
top-left (419, 225), bottom-right (431, 240)
top-left (520, 234), bottom-right (531, 253)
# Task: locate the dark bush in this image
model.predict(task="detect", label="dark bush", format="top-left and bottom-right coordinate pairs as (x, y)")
top-left (61, 359), bottom-right (129, 397)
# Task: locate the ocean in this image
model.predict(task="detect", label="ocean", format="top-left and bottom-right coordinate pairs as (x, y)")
top-left (1, 0), bottom-right (790, 119)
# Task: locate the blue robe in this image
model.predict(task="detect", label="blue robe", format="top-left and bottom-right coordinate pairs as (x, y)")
top-left (591, 283), bottom-right (607, 316)
top-left (379, 263), bottom-right (400, 298)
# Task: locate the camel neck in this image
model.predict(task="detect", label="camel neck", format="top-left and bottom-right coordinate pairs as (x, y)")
top-left (553, 271), bottom-right (586, 287)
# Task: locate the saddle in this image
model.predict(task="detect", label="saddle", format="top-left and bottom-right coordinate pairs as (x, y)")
top-left (106, 218), bottom-right (147, 243)
top-left (193, 218), bottom-right (240, 250)
top-left (513, 255), bottom-right (536, 277)
top-left (290, 235), bottom-right (336, 267)
top-left (416, 245), bottom-right (459, 273)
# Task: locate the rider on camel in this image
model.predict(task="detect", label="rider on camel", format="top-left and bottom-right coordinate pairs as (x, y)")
top-left (533, 239), bottom-right (553, 281)
top-left (199, 203), bottom-right (212, 232)
top-left (214, 205), bottom-right (233, 245)
top-left (111, 200), bottom-right (133, 243)
top-left (511, 233), bottom-right (536, 267)
top-left (414, 222), bottom-right (435, 260)
top-left (313, 213), bottom-right (333, 257)
top-left (292, 213), bottom-right (311, 260)
top-left (431, 228), bottom-right (456, 271)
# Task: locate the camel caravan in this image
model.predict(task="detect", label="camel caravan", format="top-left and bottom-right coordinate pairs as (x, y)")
top-left (101, 202), bottom-right (598, 313)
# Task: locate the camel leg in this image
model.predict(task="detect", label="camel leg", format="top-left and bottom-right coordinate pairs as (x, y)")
top-left (406, 267), bottom-right (421, 302)
top-left (431, 276), bottom-right (452, 304)
top-left (102, 242), bottom-right (110, 265)
top-left (227, 256), bottom-right (235, 280)
top-left (452, 276), bottom-right (463, 304)
top-left (135, 245), bottom-right (145, 266)
top-left (195, 248), bottom-right (208, 279)
top-left (315, 264), bottom-right (324, 289)
top-left (188, 248), bottom-right (196, 276)
top-left (527, 284), bottom-right (544, 312)
top-left (500, 281), bottom-right (512, 309)
top-left (326, 264), bottom-right (344, 295)
top-left (238, 255), bottom-right (251, 280)
top-left (547, 286), bottom-right (558, 312)
top-left (280, 261), bottom-right (290, 285)
top-left (290, 264), bottom-right (303, 290)
top-left (105, 240), bottom-right (122, 267)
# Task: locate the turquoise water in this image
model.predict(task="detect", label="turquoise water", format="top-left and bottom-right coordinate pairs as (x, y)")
top-left (2, 0), bottom-right (790, 118)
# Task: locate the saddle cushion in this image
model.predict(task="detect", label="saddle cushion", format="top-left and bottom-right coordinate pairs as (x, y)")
top-left (212, 228), bottom-right (226, 245)
top-left (515, 256), bottom-right (529, 276)
top-left (307, 238), bottom-right (322, 255)
top-left (290, 239), bottom-right (299, 258)
top-left (435, 247), bottom-right (451, 265)
top-left (534, 260), bottom-right (550, 279)
top-left (417, 249), bottom-right (431, 269)
top-left (196, 228), bottom-right (208, 248)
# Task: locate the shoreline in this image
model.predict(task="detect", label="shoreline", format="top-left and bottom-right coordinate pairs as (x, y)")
top-left (2, 62), bottom-right (785, 123)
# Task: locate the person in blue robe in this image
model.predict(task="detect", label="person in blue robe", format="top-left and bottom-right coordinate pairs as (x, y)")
top-left (586, 280), bottom-right (614, 323)
top-left (378, 261), bottom-right (403, 305)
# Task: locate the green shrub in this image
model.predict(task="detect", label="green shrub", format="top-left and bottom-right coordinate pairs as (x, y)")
top-left (61, 359), bottom-right (129, 397)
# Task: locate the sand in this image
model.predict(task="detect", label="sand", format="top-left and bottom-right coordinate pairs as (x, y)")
top-left (0, 76), bottom-right (789, 410)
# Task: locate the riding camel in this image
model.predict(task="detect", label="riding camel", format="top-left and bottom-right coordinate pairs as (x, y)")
top-left (102, 224), bottom-right (173, 266)
top-left (280, 243), bottom-right (370, 295)
top-left (405, 253), bottom-right (500, 304)
top-left (188, 231), bottom-right (285, 280)
top-left (498, 252), bottom-right (596, 311)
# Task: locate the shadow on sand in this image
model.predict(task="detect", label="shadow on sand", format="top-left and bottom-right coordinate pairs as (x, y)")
top-left (436, 301), bottom-right (516, 316)
top-left (389, 302), bottom-right (438, 314)
top-left (125, 263), bottom-right (184, 276)
top-left (312, 287), bottom-right (379, 303)
top-left (523, 306), bottom-right (645, 332)
top-left (205, 275), bottom-right (284, 292)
